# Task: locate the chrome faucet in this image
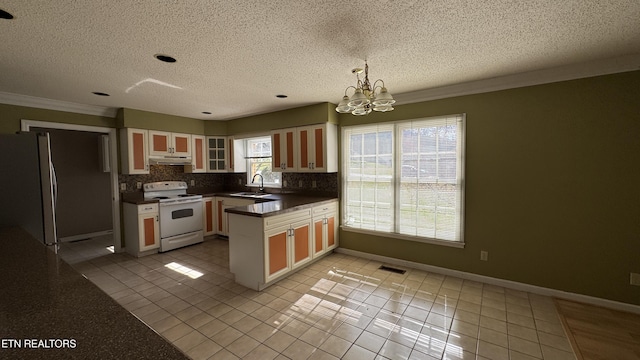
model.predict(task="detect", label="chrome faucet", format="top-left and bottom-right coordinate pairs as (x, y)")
top-left (251, 174), bottom-right (264, 193)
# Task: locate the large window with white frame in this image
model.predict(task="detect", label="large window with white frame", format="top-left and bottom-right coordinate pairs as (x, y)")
top-left (245, 136), bottom-right (281, 188)
top-left (342, 114), bottom-right (465, 245)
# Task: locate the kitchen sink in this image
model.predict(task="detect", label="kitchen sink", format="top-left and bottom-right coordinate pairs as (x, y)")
top-left (230, 192), bottom-right (271, 198)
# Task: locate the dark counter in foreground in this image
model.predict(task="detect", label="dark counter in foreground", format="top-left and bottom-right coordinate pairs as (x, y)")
top-left (0, 227), bottom-right (188, 360)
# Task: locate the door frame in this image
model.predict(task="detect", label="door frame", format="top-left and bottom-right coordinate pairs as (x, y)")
top-left (21, 120), bottom-right (122, 253)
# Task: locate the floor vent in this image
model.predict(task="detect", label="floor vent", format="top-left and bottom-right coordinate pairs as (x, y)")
top-left (379, 265), bottom-right (406, 274)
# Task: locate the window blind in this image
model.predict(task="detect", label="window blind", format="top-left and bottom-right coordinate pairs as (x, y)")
top-left (342, 114), bottom-right (465, 243)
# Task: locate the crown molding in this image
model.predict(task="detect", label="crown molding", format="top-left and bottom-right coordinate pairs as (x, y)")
top-left (0, 92), bottom-right (118, 118)
top-left (393, 53), bottom-right (640, 106)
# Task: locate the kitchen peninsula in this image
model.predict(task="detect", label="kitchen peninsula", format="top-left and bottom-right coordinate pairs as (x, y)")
top-left (225, 194), bottom-right (338, 291)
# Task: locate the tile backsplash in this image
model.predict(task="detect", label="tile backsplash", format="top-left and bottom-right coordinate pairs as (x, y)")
top-left (118, 165), bottom-right (224, 192)
top-left (119, 165), bottom-right (338, 196)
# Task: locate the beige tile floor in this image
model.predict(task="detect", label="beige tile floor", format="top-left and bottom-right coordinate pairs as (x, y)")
top-left (58, 235), bottom-right (576, 360)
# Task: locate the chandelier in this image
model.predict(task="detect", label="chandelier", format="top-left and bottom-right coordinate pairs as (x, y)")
top-left (335, 62), bottom-right (395, 115)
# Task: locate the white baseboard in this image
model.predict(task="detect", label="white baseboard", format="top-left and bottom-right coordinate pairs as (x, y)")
top-left (335, 248), bottom-right (640, 315)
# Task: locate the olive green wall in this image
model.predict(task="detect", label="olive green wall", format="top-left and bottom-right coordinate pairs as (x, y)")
top-left (226, 103), bottom-right (337, 135)
top-left (204, 120), bottom-right (228, 136)
top-left (118, 108), bottom-right (205, 134)
top-left (338, 70), bottom-right (640, 305)
top-left (0, 103), bottom-right (115, 134)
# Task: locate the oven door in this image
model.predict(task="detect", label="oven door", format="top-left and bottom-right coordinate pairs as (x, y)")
top-left (159, 198), bottom-right (203, 238)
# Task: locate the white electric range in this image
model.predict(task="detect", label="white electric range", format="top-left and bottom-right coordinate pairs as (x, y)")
top-left (143, 181), bottom-right (203, 252)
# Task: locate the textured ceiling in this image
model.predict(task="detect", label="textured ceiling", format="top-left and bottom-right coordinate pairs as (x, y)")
top-left (1, 0), bottom-right (639, 120)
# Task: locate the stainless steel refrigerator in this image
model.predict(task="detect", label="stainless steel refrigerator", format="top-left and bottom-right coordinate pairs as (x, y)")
top-left (0, 132), bottom-right (58, 250)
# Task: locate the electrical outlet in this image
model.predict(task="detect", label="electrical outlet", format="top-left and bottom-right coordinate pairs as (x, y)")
top-left (631, 272), bottom-right (640, 286)
top-left (238, 178), bottom-right (241, 185)
top-left (190, 180), bottom-right (195, 186)
top-left (120, 183), bottom-right (127, 191)
top-left (136, 182), bottom-right (142, 190)
top-left (299, 180), bottom-right (303, 187)
top-left (283, 180), bottom-right (287, 187)
top-left (312, 180), bottom-right (317, 188)
top-left (480, 251), bottom-right (488, 261)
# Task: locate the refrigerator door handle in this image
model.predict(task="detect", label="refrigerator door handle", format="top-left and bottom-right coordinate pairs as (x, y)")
top-left (51, 162), bottom-right (58, 209)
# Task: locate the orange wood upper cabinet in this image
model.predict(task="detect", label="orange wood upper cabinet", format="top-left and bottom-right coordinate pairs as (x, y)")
top-left (148, 130), bottom-right (191, 158)
top-left (186, 135), bottom-right (206, 173)
top-left (297, 123), bottom-right (338, 172)
top-left (271, 128), bottom-right (297, 172)
top-left (120, 128), bottom-right (149, 174)
top-left (271, 123), bottom-right (337, 173)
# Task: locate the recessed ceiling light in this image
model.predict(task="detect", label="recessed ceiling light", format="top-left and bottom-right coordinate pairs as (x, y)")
top-left (155, 54), bottom-right (176, 63)
top-left (202, 111), bottom-right (211, 115)
top-left (92, 92), bottom-right (110, 96)
top-left (276, 95), bottom-right (288, 98)
top-left (0, 9), bottom-right (14, 19)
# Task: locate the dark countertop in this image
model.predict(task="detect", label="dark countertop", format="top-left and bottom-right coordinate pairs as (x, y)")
top-left (121, 191), bottom-right (157, 205)
top-left (122, 189), bottom-right (338, 218)
top-left (0, 227), bottom-right (188, 360)
top-left (224, 194), bottom-right (338, 217)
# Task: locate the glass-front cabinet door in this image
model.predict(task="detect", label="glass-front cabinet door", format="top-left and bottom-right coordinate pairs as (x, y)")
top-left (207, 136), bottom-right (227, 172)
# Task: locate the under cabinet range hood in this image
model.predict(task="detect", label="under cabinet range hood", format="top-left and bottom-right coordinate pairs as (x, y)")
top-left (148, 156), bottom-right (191, 165)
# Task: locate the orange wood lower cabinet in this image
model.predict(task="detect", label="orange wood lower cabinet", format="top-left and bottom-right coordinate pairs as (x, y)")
top-left (143, 217), bottom-right (156, 247)
top-left (293, 225), bottom-right (310, 265)
top-left (227, 203), bottom-right (337, 291)
top-left (268, 232), bottom-right (288, 276)
top-left (311, 201), bottom-right (339, 258)
top-left (205, 201), bottom-right (213, 233)
top-left (123, 203), bottom-right (159, 257)
top-left (203, 197), bottom-right (215, 236)
top-left (314, 220), bottom-right (323, 254)
top-left (217, 199), bottom-right (223, 233)
top-left (327, 216), bottom-right (335, 248)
